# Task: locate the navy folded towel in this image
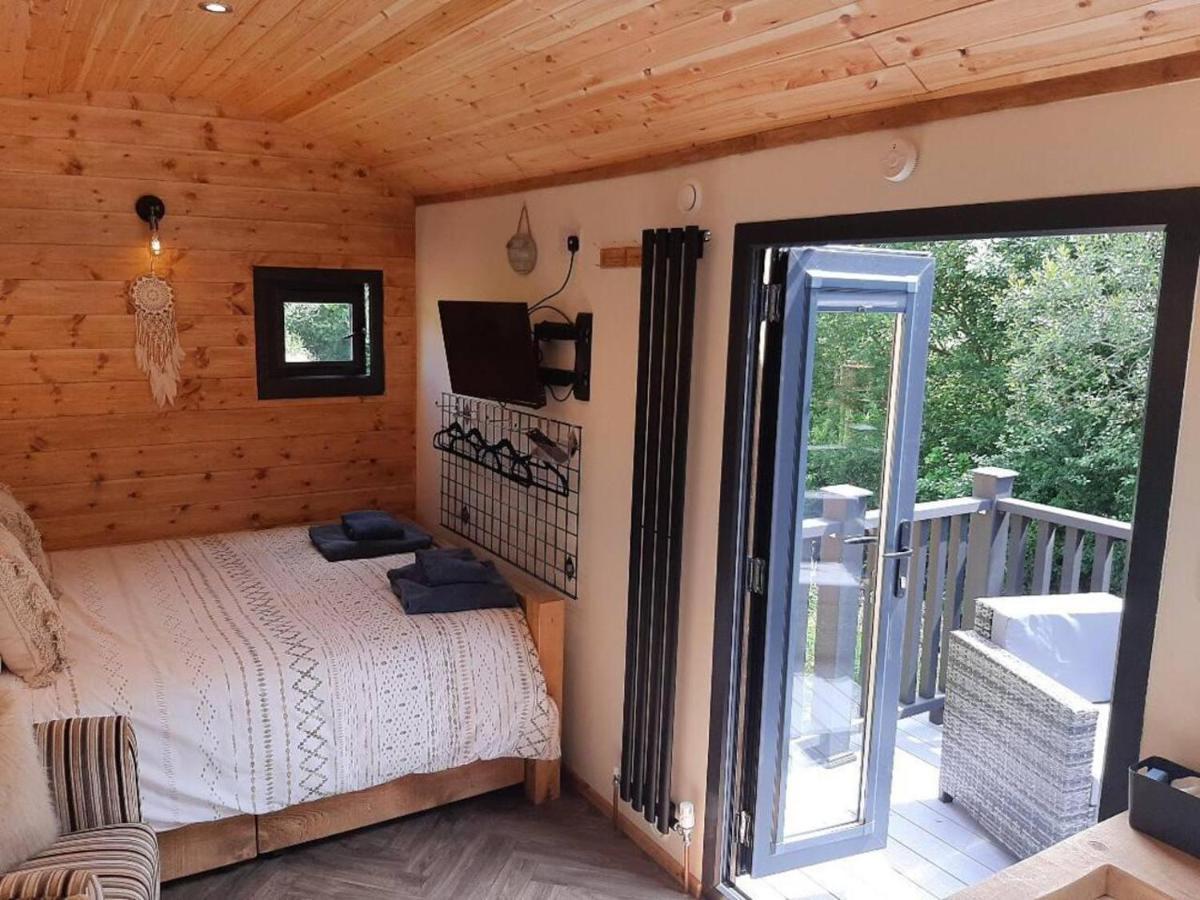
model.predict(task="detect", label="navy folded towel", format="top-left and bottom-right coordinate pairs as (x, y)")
top-left (388, 569), bottom-right (519, 615)
top-left (342, 510), bottom-right (407, 541)
top-left (415, 548), bottom-right (501, 586)
top-left (308, 520), bottom-right (432, 562)
top-left (387, 549), bottom-right (519, 614)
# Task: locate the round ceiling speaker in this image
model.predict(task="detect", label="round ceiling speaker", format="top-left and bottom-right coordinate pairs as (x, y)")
top-left (882, 137), bottom-right (918, 183)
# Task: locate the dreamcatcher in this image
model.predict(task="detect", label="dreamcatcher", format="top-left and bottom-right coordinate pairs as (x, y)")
top-left (130, 272), bottom-right (184, 407)
top-left (130, 195), bottom-right (184, 407)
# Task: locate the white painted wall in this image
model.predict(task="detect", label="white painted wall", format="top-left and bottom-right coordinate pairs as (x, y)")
top-left (416, 79), bottom-right (1200, 882)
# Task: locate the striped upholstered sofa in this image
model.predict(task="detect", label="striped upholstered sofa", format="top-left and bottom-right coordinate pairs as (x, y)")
top-left (0, 717), bottom-right (159, 900)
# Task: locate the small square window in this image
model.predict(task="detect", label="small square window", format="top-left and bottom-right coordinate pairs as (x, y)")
top-left (253, 267), bottom-right (385, 399)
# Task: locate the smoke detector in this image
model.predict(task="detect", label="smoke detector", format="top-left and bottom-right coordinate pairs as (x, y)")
top-left (677, 180), bottom-right (702, 213)
top-left (882, 137), bottom-right (918, 182)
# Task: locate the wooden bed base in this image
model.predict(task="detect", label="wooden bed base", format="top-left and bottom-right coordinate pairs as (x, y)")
top-left (159, 555), bottom-right (565, 882)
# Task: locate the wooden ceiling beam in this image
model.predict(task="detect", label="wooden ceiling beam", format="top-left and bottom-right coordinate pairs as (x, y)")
top-left (415, 48), bottom-right (1200, 204)
top-left (910, 0), bottom-right (1200, 91)
top-left (278, 0), bottom-right (677, 134)
top-left (364, 40), bottom-right (887, 171)
top-left (266, 0), bottom-right (520, 121)
top-left (171, 0), bottom-right (330, 97)
top-left (313, 0), bottom-right (842, 153)
top-left (3, 0), bottom-right (1200, 198)
top-left (83, 0), bottom-right (159, 92)
top-left (304, 0), bottom-right (983, 150)
top-left (182, 0), bottom-right (393, 103)
top-left (865, 0), bottom-right (1149, 67)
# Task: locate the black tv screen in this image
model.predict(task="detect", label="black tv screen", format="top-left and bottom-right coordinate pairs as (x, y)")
top-left (438, 300), bottom-right (545, 408)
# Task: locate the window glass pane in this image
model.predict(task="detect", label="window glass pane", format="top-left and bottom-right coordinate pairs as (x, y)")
top-left (363, 284), bottom-right (372, 372)
top-left (283, 301), bottom-right (354, 362)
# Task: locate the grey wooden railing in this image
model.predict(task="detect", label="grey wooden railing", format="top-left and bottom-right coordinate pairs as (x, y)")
top-left (802, 467), bottom-right (1131, 731)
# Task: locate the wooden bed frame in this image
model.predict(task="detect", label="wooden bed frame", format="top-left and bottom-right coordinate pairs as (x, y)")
top-left (157, 543), bottom-right (565, 882)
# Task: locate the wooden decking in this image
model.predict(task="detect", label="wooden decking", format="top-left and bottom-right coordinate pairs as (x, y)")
top-left (740, 716), bottom-right (1018, 900)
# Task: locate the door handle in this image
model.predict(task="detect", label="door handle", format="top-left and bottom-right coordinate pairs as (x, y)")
top-left (888, 520), bottom-right (913, 595)
top-left (841, 534), bottom-right (877, 546)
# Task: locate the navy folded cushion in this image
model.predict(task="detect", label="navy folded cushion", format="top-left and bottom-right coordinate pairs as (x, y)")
top-left (415, 548), bottom-right (502, 586)
top-left (387, 568), bottom-right (519, 615)
top-left (341, 510), bottom-right (407, 541)
top-left (308, 521), bottom-right (432, 562)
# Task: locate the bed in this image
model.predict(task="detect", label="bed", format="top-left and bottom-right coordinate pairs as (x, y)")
top-left (2, 523), bottom-right (563, 879)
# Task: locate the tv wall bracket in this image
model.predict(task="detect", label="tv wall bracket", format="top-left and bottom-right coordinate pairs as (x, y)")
top-left (534, 312), bottom-right (592, 401)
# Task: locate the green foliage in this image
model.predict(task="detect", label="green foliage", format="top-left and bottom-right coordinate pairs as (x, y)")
top-left (805, 311), bottom-right (894, 503)
top-left (987, 232), bottom-right (1162, 521)
top-left (803, 232), bottom-right (1162, 522)
top-left (283, 302), bottom-right (355, 363)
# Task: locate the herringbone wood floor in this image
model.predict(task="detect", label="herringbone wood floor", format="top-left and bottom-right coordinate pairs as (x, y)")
top-left (163, 787), bottom-right (685, 899)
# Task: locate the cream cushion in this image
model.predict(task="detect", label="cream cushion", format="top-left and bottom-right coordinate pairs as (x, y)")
top-left (0, 528), bottom-right (66, 687)
top-left (0, 682), bottom-right (59, 871)
top-left (985, 592), bottom-right (1123, 704)
top-left (0, 484), bottom-right (55, 596)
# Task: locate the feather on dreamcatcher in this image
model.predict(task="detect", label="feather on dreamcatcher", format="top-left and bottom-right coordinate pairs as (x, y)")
top-left (129, 272), bottom-right (184, 407)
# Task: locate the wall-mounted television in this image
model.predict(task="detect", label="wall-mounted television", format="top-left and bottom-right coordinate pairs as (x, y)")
top-left (438, 300), bottom-right (546, 408)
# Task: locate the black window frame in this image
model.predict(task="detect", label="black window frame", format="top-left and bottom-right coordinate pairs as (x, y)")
top-left (703, 188), bottom-right (1200, 898)
top-left (253, 266), bottom-right (385, 399)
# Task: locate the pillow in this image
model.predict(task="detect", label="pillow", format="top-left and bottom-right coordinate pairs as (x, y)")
top-left (0, 682), bottom-right (59, 871)
top-left (0, 484), bottom-right (56, 597)
top-left (984, 592), bottom-right (1122, 703)
top-left (0, 528), bottom-right (66, 688)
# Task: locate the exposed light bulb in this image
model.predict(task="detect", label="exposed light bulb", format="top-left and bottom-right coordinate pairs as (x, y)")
top-left (199, 2), bottom-right (233, 13)
top-left (149, 226), bottom-right (163, 256)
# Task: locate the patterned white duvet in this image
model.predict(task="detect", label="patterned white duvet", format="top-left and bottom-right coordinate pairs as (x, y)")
top-left (4, 526), bottom-right (560, 831)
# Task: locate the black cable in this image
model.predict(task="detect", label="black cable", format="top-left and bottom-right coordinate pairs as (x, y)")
top-left (528, 247), bottom-right (576, 312)
top-left (530, 304), bottom-right (572, 324)
top-left (529, 239), bottom-right (579, 401)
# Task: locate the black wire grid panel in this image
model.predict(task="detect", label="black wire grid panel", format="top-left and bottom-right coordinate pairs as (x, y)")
top-left (436, 392), bottom-right (581, 597)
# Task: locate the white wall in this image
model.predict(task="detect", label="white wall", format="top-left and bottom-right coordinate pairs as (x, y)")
top-left (416, 79), bottom-right (1200, 882)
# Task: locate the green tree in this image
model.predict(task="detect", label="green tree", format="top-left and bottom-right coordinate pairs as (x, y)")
top-left (803, 232), bottom-right (1162, 522)
top-left (986, 232), bottom-right (1163, 521)
top-left (283, 301), bottom-right (356, 362)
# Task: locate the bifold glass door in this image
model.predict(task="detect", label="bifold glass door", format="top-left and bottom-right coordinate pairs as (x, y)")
top-left (748, 247), bottom-right (934, 875)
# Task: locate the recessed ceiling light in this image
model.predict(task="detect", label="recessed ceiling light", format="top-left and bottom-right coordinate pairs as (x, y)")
top-left (199, 2), bottom-right (233, 13)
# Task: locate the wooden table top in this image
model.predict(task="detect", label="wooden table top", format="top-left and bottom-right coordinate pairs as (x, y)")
top-left (957, 813), bottom-right (1200, 899)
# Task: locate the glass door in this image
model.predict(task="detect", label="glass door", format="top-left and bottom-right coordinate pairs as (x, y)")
top-left (747, 246), bottom-right (934, 875)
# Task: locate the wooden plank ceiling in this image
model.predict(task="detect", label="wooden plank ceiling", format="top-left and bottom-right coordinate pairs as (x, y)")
top-left (2, 0), bottom-right (1199, 202)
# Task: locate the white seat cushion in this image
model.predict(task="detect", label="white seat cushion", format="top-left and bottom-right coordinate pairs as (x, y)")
top-left (984, 592), bottom-right (1123, 703)
top-left (1091, 703), bottom-right (1111, 806)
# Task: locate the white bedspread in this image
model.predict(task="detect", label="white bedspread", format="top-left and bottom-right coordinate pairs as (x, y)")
top-left (3, 526), bottom-right (560, 831)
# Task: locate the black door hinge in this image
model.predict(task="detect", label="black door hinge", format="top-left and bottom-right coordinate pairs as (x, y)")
top-left (759, 249), bottom-right (786, 324)
top-left (762, 283), bottom-right (782, 323)
top-left (736, 809), bottom-right (753, 846)
top-left (746, 557), bottom-right (767, 594)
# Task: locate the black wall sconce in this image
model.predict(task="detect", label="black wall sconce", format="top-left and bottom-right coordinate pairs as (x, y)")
top-left (135, 194), bottom-right (166, 257)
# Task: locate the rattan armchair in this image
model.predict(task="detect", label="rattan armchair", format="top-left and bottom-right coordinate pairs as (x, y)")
top-left (939, 601), bottom-right (1104, 860)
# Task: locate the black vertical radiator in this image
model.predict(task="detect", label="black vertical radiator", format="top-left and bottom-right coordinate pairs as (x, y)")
top-left (620, 225), bottom-right (706, 833)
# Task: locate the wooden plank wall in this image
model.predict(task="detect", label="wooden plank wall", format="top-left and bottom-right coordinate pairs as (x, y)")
top-left (0, 94), bottom-right (416, 550)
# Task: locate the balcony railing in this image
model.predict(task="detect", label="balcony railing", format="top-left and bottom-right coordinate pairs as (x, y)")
top-left (801, 467), bottom-right (1132, 725)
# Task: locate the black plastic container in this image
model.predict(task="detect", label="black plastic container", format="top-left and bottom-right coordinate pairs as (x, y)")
top-left (1129, 756), bottom-right (1200, 859)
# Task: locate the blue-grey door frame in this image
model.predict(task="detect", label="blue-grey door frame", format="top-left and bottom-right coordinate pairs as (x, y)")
top-left (749, 247), bottom-right (934, 875)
